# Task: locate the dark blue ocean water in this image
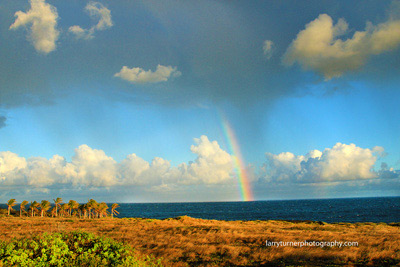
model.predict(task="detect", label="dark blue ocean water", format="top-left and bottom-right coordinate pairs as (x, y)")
top-left (2, 197), bottom-right (399, 223)
top-left (114, 197), bottom-right (400, 223)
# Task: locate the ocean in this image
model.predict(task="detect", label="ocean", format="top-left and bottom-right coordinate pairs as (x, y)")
top-left (115, 197), bottom-right (400, 223)
top-left (2, 197), bottom-right (399, 223)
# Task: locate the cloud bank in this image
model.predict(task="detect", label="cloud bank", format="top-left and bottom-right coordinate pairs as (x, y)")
top-left (0, 136), bottom-right (234, 191)
top-left (69, 2), bottom-right (113, 40)
top-left (283, 13), bottom-right (400, 79)
top-left (260, 143), bottom-right (396, 183)
top-left (114, 65), bottom-right (182, 84)
top-left (1, 139), bottom-right (398, 201)
top-left (9, 0), bottom-right (59, 54)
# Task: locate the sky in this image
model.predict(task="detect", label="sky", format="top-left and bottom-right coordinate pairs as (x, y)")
top-left (0, 0), bottom-right (400, 203)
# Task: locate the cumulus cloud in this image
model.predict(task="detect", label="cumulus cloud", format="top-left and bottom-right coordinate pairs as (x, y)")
top-left (119, 135), bottom-right (234, 185)
top-left (69, 2), bottom-right (113, 40)
top-left (177, 135), bottom-right (234, 184)
top-left (260, 143), bottom-right (395, 183)
top-left (119, 155), bottom-right (172, 186)
top-left (9, 0), bottom-right (59, 54)
top-left (0, 136), bottom-right (235, 192)
top-left (263, 40), bottom-right (274, 59)
top-left (0, 151), bottom-right (27, 175)
top-left (114, 65), bottom-right (182, 84)
top-left (283, 13), bottom-right (400, 79)
top-left (64, 145), bottom-right (119, 187)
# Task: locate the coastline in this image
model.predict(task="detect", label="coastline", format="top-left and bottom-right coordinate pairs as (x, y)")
top-left (1, 215), bottom-right (399, 266)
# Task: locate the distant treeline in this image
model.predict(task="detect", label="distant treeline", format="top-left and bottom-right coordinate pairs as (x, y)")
top-left (4, 198), bottom-right (119, 219)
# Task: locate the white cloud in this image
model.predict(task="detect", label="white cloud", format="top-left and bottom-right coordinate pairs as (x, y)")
top-left (69, 2), bottom-right (113, 40)
top-left (177, 135), bottom-right (234, 184)
top-left (119, 135), bottom-right (234, 185)
top-left (261, 143), bottom-right (390, 183)
top-left (263, 40), bottom-right (274, 59)
top-left (1, 140), bottom-right (398, 201)
top-left (0, 136), bottom-right (234, 192)
top-left (114, 65), bottom-right (182, 84)
top-left (86, 2), bottom-right (113, 31)
top-left (24, 156), bottom-right (64, 186)
top-left (64, 145), bottom-right (119, 187)
top-left (283, 13), bottom-right (400, 79)
top-left (68, 25), bottom-right (90, 40)
top-left (262, 152), bottom-right (305, 182)
top-left (119, 155), bottom-right (172, 186)
top-left (9, 0), bottom-right (59, 54)
top-left (0, 151), bottom-right (27, 174)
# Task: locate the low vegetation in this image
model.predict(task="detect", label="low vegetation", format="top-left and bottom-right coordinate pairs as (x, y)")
top-left (0, 231), bottom-right (162, 266)
top-left (0, 213), bottom-right (399, 266)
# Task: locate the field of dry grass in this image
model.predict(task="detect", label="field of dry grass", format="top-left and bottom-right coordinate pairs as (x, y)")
top-left (0, 214), bottom-right (399, 266)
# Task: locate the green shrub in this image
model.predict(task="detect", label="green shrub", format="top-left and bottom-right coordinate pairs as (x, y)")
top-left (0, 231), bottom-right (162, 267)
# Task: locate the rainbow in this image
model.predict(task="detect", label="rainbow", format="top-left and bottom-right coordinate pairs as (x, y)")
top-left (219, 112), bottom-right (254, 201)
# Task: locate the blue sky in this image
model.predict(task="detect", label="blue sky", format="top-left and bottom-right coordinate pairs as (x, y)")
top-left (0, 0), bottom-right (399, 202)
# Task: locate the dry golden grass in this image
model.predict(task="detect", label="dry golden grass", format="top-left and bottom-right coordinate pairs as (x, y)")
top-left (0, 215), bottom-right (399, 266)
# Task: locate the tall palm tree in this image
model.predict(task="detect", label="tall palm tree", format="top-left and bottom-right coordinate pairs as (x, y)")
top-left (20, 200), bottom-right (29, 217)
top-left (77, 204), bottom-right (86, 218)
top-left (86, 199), bottom-right (98, 219)
top-left (98, 202), bottom-right (109, 218)
top-left (60, 203), bottom-right (69, 217)
top-left (68, 200), bottom-right (79, 217)
top-left (7, 199), bottom-right (17, 216)
top-left (111, 203), bottom-right (120, 219)
top-left (53, 197), bottom-right (63, 217)
top-left (40, 200), bottom-right (51, 217)
top-left (94, 202), bottom-right (102, 218)
top-left (50, 206), bottom-right (57, 217)
top-left (30, 201), bottom-right (39, 217)
top-left (82, 204), bottom-right (89, 219)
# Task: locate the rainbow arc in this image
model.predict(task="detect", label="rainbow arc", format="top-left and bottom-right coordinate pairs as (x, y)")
top-left (219, 112), bottom-right (254, 201)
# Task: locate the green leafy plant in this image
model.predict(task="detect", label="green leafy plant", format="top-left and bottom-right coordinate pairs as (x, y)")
top-left (0, 231), bottom-right (162, 267)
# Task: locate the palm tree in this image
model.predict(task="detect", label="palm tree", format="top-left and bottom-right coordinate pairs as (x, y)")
top-left (30, 201), bottom-right (40, 217)
top-left (82, 204), bottom-right (89, 219)
top-left (111, 203), bottom-right (120, 219)
top-left (53, 197), bottom-right (63, 217)
top-left (98, 202), bottom-right (109, 218)
top-left (93, 202), bottom-right (102, 218)
top-left (86, 199), bottom-right (98, 219)
top-left (77, 204), bottom-right (86, 218)
top-left (60, 203), bottom-right (69, 217)
top-left (50, 207), bottom-right (57, 217)
top-left (68, 200), bottom-right (79, 217)
top-left (40, 200), bottom-right (51, 217)
top-left (20, 200), bottom-right (29, 217)
top-left (7, 199), bottom-right (17, 216)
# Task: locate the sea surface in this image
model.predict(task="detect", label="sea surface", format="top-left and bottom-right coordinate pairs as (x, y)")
top-left (2, 197), bottom-right (399, 223)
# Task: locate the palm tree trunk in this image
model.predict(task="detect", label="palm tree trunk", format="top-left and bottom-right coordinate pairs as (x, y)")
top-left (8, 207), bottom-right (10, 216)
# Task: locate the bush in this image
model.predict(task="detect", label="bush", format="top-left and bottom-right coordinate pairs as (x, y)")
top-left (0, 231), bottom-right (162, 267)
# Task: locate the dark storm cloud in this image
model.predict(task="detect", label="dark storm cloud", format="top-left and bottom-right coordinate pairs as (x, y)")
top-left (1, 0), bottom-right (399, 110)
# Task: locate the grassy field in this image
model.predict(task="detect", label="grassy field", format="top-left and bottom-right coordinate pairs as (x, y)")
top-left (0, 214), bottom-right (399, 266)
